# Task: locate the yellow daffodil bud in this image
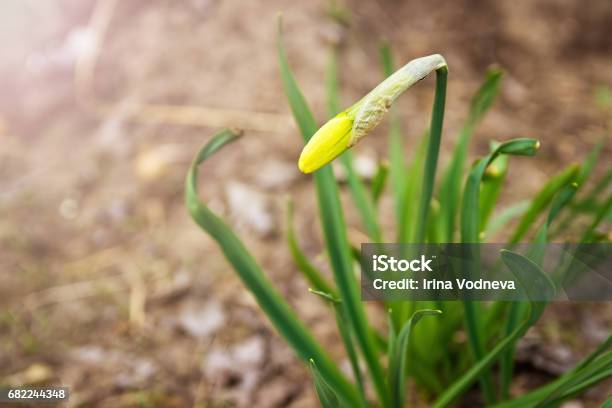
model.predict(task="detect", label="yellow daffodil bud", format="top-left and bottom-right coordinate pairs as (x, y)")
top-left (298, 112), bottom-right (354, 173)
top-left (298, 54), bottom-right (447, 174)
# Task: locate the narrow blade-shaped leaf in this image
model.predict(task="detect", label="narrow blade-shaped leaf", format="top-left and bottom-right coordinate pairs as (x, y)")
top-left (413, 66), bottom-right (448, 244)
top-left (500, 181), bottom-right (578, 398)
top-left (379, 41), bottom-right (406, 225)
top-left (371, 161), bottom-right (389, 205)
top-left (553, 137), bottom-right (608, 237)
top-left (310, 359), bottom-right (342, 408)
top-left (581, 193), bottom-right (612, 242)
top-left (493, 336), bottom-right (611, 408)
top-left (460, 138), bottom-right (539, 403)
top-left (310, 289), bottom-right (368, 404)
top-left (185, 129), bottom-right (361, 407)
top-left (479, 150), bottom-right (510, 230)
top-left (389, 310), bottom-right (442, 408)
top-left (398, 131), bottom-right (428, 242)
top-left (286, 199), bottom-right (336, 296)
top-left (484, 200), bottom-right (530, 240)
top-left (432, 250), bottom-right (554, 408)
top-left (439, 68), bottom-right (504, 241)
top-left (278, 18), bottom-right (389, 407)
top-left (509, 164), bottom-right (580, 243)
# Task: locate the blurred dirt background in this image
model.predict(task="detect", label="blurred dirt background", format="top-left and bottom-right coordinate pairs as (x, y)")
top-left (0, 0), bottom-right (611, 407)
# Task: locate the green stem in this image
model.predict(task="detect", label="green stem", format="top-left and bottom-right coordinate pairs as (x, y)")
top-left (414, 67), bottom-right (448, 244)
top-left (396, 68), bottom-right (447, 327)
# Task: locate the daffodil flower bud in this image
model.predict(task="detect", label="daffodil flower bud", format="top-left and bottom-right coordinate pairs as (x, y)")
top-left (298, 54), bottom-right (447, 173)
top-left (298, 112), bottom-right (353, 174)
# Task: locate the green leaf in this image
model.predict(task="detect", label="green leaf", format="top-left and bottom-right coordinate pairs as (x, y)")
top-left (398, 131), bottom-right (429, 242)
top-left (509, 164), bottom-right (580, 243)
top-left (278, 18), bottom-right (388, 407)
top-left (500, 182), bottom-right (578, 399)
top-left (340, 152), bottom-right (383, 241)
top-left (392, 130), bottom-right (429, 329)
top-left (286, 199), bottom-right (336, 296)
top-left (576, 138), bottom-right (604, 187)
top-left (548, 365), bottom-right (611, 405)
top-left (387, 309), bottom-right (397, 358)
top-left (484, 200), bottom-right (530, 240)
top-left (325, 46), bottom-right (341, 117)
top-left (574, 334), bottom-right (611, 371)
top-left (389, 310), bottom-right (442, 408)
top-left (432, 250), bottom-right (554, 408)
top-left (413, 65), bottom-right (448, 244)
top-left (553, 139), bottom-right (608, 236)
top-left (500, 250), bottom-right (555, 321)
top-left (371, 160), bottom-right (389, 205)
top-left (578, 168), bottom-right (612, 212)
top-left (427, 198), bottom-right (442, 243)
top-left (459, 138), bottom-right (539, 403)
top-left (379, 41), bottom-right (406, 226)
top-left (462, 138), bottom-right (540, 243)
top-left (439, 68), bottom-right (504, 241)
top-left (479, 146), bottom-right (510, 231)
top-left (494, 358), bottom-right (612, 408)
top-left (539, 351), bottom-right (612, 406)
top-left (310, 359), bottom-right (341, 408)
top-left (393, 128), bottom-right (439, 333)
top-left (467, 67), bottom-right (505, 125)
top-left (543, 182), bottom-right (579, 234)
top-left (581, 193), bottom-right (612, 242)
top-left (310, 289), bottom-right (368, 405)
top-left (185, 129), bottom-right (360, 407)
top-left (493, 335), bottom-right (612, 408)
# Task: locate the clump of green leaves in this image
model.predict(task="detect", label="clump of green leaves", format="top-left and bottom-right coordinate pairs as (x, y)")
top-left (186, 17), bottom-right (611, 408)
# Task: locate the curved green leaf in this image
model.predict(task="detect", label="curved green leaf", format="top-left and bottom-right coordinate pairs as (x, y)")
top-left (479, 147), bottom-right (510, 231)
top-left (185, 129), bottom-right (361, 407)
top-left (462, 138), bottom-right (540, 242)
top-left (460, 138), bottom-right (540, 403)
